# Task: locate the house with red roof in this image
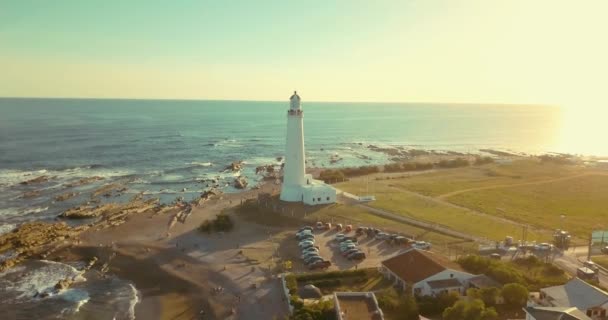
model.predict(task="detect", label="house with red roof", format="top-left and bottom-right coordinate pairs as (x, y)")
top-left (380, 248), bottom-right (476, 296)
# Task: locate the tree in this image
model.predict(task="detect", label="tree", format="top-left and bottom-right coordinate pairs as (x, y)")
top-left (397, 294), bottom-right (420, 320)
top-left (442, 299), bottom-right (498, 320)
top-left (467, 287), bottom-right (500, 307)
top-left (501, 283), bottom-right (529, 308)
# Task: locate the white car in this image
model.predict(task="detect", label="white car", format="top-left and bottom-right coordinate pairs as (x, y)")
top-left (375, 232), bottom-right (389, 240)
top-left (412, 241), bottom-right (431, 250)
top-left (334, 233), bottom-right (345, 241)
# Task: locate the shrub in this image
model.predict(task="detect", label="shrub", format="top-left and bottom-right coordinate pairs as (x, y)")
top-left (443, 299), bottom-right (498, 320)
top-left (295, 269), bottom-right (366, 282)
top-left (286, 275), bottom-right (298, 295)
top-left (199, 213), bottom-right (234, 233)
top-left (542, 263), bottom-right (565, 277)
top-left (417, 291), bottom-right (459, 315)
top-left (501, 283), bottom-right (529, 309)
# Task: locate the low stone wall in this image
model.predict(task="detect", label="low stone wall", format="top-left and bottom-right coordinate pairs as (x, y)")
top-left (279, 273), bottom-right (294, 315)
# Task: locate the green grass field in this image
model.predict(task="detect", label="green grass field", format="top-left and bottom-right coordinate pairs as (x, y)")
top-left (447, 174), bottom-right (608, 237)
top-left (334, 160), bottom-right (607, 241)
top-left (305, 203), bottom-right (474, 250)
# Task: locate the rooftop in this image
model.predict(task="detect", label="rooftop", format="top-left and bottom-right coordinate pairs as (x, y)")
top-left (524, 306), bottom-right (592, 320)
top-left (381, 248), bottom-right (464, 283)
top-left (427, 278), bottom-right (462, 290)
top-left (541, 277), bottom-right (608, 309)
top-left (334, 292), bottom-right (384, 320)
top-left (468, 274), bottom-right (501, 289)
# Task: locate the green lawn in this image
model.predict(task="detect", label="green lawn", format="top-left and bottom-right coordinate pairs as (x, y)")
top-left (354, 160), bottom-right (582, 198)
top-left (446, 174), bottom-right (608, 237)
top-left (333, 160), bottom-right (604, 241)
top-left (335, 177), bottom-right (550, 242)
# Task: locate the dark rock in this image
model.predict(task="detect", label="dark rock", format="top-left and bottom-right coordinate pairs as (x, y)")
top-left (54, 192), bottom-right (78, 202)
top-left (20, 176), bottom-right (52, 185)
top-left (233, 177), bottom-right (248, 189)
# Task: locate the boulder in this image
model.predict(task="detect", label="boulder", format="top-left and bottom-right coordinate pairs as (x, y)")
top-left (234, 177), bottom-right (248, 189)
top-left (223, 161), bottom-right (243, 172)
top-left (54, 278), bottom-right (73, 291)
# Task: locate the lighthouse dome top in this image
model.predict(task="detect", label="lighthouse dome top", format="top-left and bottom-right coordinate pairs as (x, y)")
top-left (290, 91), bottom-right (301, 110)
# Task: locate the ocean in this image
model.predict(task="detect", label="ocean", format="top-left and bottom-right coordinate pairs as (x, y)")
top-left (0, 97), bottom-right (590, 227)
top-left (0, 97), bottom-right (600, 319)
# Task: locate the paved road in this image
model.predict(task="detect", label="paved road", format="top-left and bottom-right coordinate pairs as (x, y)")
top-left (554, 246), bottom-right (608, 287)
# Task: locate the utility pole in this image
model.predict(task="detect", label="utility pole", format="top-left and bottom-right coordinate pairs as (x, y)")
top-left (588, 233), bottom-right (593, 262)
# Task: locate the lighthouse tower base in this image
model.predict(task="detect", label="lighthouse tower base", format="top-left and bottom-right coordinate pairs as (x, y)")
top-left (280, 174), bottom-right (337, 205)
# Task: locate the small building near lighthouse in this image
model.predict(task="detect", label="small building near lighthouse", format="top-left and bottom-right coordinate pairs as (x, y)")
top-left (280, 91), bottom-right (337, 205)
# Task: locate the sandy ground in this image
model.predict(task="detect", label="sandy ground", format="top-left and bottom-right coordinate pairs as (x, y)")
top-left (49, 175), bottom-right (411, 320)
top-left (54, 181), bottom-right (290, 320)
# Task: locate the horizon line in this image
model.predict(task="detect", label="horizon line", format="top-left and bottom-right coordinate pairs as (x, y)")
top-left (0, 96), bottom-right (557, 108)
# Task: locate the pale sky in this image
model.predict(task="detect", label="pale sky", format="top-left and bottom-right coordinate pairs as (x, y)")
top-left (1, 0), bottom-right (607, 107)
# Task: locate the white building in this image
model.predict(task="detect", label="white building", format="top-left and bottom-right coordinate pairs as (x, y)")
top-left (280, 91), bottom-right (337, 205)
top-left (380, 248), bottom-right (476, 296)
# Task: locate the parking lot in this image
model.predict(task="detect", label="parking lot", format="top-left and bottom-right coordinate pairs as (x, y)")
top-left (278, 224), bottom-right (431, 273)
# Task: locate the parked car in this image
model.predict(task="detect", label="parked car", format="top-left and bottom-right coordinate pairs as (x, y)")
top-left (300, 243), bottom-right (316, 250)
top-left (315, 221), bottom-right (324, 230)
top-left (335, 223), bottom-right (343, 231)
top-left (334, 233), bottom-right (345, 242)
top-left (602, 246), bottom-right (608, 254)
top-left (347, 251), bottom-right (366, 260)
top-left (394, 236), bottom-right (410, 245)
top-left (296, 230), bottom-right (313, 238)
top-left (298, 240), bottom-right (315, 248)
top-left (301, 247), bottom-right (319, 254)
top-left (297, 226), bottom-right (313, 233)
top-left (375, 232), bottom-right (390, 240)
top-left (356, 227), bottom-right (368, 235)
top-left (297, 233), bottom-right (315, 241)
top-left (324, 222), bottom-right (332, 230)
top-left (343, 236), bottom-right (358, 243)
top-left (535, 243), bottom-right (553, 251)
top-left (304, 256), bottom-right (324, 265)
top-left (345, 225), bottom-right (353, 232)
top-left (301, 252), bottom-right (320, 260)
top-left (308, 260), bottom-right (331, 270)
top-left (584, 260), bottom-right (600, 273)
top-left (342, 248), bottom-right (360, 257)
top-left (412, 241), bottom-right (431, 250)
top-left (340, 244), bottom-right (357, 252)
top-left (339, 240), bottom-right (355, 248)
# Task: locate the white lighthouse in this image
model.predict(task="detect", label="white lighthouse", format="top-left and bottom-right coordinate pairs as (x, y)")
top-left (280, 91), bottom-right (337, 205)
